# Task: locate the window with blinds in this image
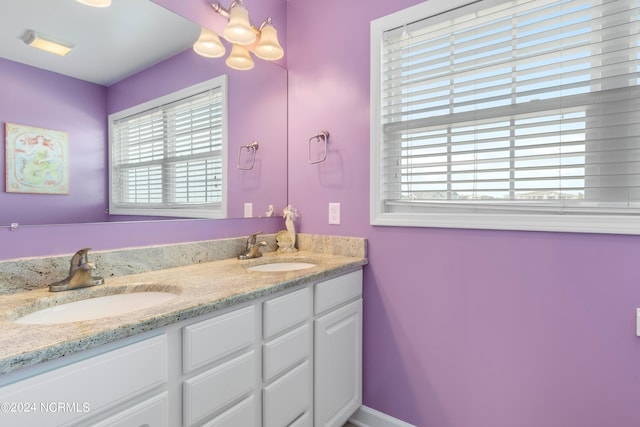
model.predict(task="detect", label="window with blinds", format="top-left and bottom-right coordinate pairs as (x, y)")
top-left (109, 76), bottom-right (227, 219)
top-left (371, 0), bottom-right (640, 234)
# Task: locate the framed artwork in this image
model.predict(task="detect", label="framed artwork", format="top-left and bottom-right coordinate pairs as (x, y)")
top-left (5, 122), bottom-right (69, 195)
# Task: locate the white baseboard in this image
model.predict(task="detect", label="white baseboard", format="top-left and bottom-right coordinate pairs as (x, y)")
top-left (348, 405), bottom-right (416, 427)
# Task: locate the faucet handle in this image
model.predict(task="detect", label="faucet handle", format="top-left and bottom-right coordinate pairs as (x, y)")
top-left (247, 231), bottom-right (263, 245)
top-left (69, 248), bottom-right (92, 274)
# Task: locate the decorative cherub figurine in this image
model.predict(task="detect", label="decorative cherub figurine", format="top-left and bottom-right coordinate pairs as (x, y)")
top-left (276, 205), bottom-right (299, 252)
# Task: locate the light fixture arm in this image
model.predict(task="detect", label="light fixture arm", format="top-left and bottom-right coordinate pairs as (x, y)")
top-left (211, 2), bottom-right (273, 36)
top-left (211, 2), bottom-right (232, 19)
top-left (259, 17), bottom-right (273, 31)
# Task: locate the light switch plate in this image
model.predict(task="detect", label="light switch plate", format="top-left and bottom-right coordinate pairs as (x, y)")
top-left (329, 203), bottom-right (340, 225)
top-left (637, 308), bottom-right (640, 336)
top-left (244, 203), bottom-right (253, 218)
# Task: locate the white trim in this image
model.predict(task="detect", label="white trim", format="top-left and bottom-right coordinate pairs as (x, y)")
top-left (373, 211), bottom-right (640, 235)
top-left (108, 75), bottom-right (228, 220)
top-left (370, 0), bottom-right (640, 235)
top-left (348, 405), bottom-right (416, 427)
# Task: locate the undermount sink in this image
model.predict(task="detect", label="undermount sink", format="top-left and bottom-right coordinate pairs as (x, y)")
top-left (15, 292), bottom-right (177, 325)
top-left (246, 262), bottom-right (317, 272)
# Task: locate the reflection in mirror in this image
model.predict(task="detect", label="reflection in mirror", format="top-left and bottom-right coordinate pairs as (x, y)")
top-left (0, 0), bottom-right (287, 226)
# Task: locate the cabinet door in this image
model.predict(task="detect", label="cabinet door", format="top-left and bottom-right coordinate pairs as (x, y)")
top-left (202, 395), bottom-right (258, 427)
top-left (314, 299), bottom-right (362, 427)
top-left (91, 392), bottom-right (169, 427)
top-left (0, 334), bottom-right (167, 427)
top-left (263, 360), bottom-right (311, 427)
top-left (183, 351), bottom-right (256, 426)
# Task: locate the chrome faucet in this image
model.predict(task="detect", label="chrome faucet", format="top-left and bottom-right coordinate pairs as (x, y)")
top-left (238, 231), bottom-right (268, 260)
top-left (48, 248), bottom-right (104, 292)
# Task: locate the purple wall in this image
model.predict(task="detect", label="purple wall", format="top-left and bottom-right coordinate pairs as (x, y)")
top-left (1, 1), bottom-right (287, 230)
top-left (108, 48), bottom-right (288, 219)
top-left (0, 216), bottom-right (280, 260)
top-left (287, 1), bottom-right (640, 426)
top-left (4, 0), bottom-right (640, 425)
top-left (0, 58), bottom-right (109, 225)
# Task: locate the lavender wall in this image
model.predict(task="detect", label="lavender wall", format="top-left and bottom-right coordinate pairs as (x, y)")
top-left (0, 0), bottom-right (288, 259)
top-left (0, 216), bottom-right (281, 260)
top-left (108, 48), bottom-right (288, 218)
top-left (0, 58), bottom-right (109, 225)
top-left (1, 2), bottom-right (286, 232)
top-left (4, 0), bottom-right (640, 424)
top-left (287, 1), bottom-right (640, 426)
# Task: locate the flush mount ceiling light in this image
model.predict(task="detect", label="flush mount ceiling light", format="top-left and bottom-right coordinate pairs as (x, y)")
top-left (21, 30), bottom-right (74, 57)
top-left (75, 0), bottom-right (112, 7)
top-left (193, 1), bottom-right (284, 70)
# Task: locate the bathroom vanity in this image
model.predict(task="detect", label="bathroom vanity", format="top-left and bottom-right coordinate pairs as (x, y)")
top-left (0, 235), bottom-right (366, 427)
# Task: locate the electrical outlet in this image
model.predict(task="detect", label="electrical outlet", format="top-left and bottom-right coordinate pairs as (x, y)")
top-left (329, 202), bottom-right (340, 225)
top-left (244, 203), bottom-right (253, 218)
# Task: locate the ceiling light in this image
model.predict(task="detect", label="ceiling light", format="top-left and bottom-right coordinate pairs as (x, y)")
top-left (193, 28), bottom-right (226, 58)
top-left (75, 0), bottom-right (112, 7)
top-left (22, 31), bottom-right (74, 57)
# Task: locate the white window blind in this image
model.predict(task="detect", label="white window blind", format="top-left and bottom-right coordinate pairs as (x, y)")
top-left (371, 0), bottom-right (640, 234)
top-left (109, 76), bottom-right (227, 218)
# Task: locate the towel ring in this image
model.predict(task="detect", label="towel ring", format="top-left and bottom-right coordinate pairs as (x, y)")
top-left (308, 130), bottom-right (330, 164)
top-left (237, 141), bottom-right (259, 170)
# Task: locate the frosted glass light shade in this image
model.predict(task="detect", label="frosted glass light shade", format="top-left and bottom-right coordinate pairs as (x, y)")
top-left (226, 44), bottom-right (254, 70)
top-left (22, 31), bottom-right (74, 56)
top-left (76, 0), bottom-right (111, 7)
top-left (223, 4), bottom-right (256, 45)
top-left (193, 28), bottom-right (226, 58)
top-left (254, 24), bottom-right (284, 60)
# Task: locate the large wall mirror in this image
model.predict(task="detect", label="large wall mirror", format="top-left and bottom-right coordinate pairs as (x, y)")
top-left (0, 0), bottom-right (287, 226)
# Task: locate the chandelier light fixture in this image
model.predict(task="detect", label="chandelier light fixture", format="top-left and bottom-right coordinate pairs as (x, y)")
top-left (193, 0), bottom-right (284, 71)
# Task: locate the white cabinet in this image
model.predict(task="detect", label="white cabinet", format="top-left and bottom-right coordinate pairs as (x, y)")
top-left (91, 392), bottom-right (169, 427)
top-left (182, 304), bottom-right (259, 427)
top-left (183, 350), bottom-right (257, 426)
top-left (202, 395), bottom-right (258, 427)
top-left (314, 270), bottom-right (363, 427)
top-left (0, 267), bottom-right (363, 427)
top-left (261, 287), bottom-right (312, 427)
top-left (182, 305), bottom-right (256, 374)
top-left (0, 334), bottom-right (168, 427)
top-left (263, 360), bottom-right (311, 427)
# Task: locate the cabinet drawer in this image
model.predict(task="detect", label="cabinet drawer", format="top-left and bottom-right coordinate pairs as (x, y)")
top-left (315, 270), bottom-right (362, 315)
top-left (263, 360), bottom-right (311, 427)
top-left (92, 392), bottom-right (169, 427)
top-left (183, 350), bottom-right (256, 426)
top-left (263, 287), bottom-right (310, 339)
top-left (0, 334), bottom-right (167, 427)
top-left (263, 323), bottom-right (310, 382)
top-left (202, 395), bottom-right (258, 427)
top-left (183, 305), bottom-right (256, 373)
top-left (289, 412), bottom-right (312, 427)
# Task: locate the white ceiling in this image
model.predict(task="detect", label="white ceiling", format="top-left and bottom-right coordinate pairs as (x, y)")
top-left (0, 0), bottom-right (201, 86)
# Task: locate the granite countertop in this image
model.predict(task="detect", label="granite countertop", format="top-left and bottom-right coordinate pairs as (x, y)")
top-left (0, 250), bottom-right (367, 375)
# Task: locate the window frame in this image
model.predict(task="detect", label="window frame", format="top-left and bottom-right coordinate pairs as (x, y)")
top-left (370, 0), bottom-right (640, 234)
top-left (108, 75), bottom-right (228, 219)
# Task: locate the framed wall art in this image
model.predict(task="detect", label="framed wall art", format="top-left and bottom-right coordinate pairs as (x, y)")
top-left (5, 122), bottom-right (69, 195)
